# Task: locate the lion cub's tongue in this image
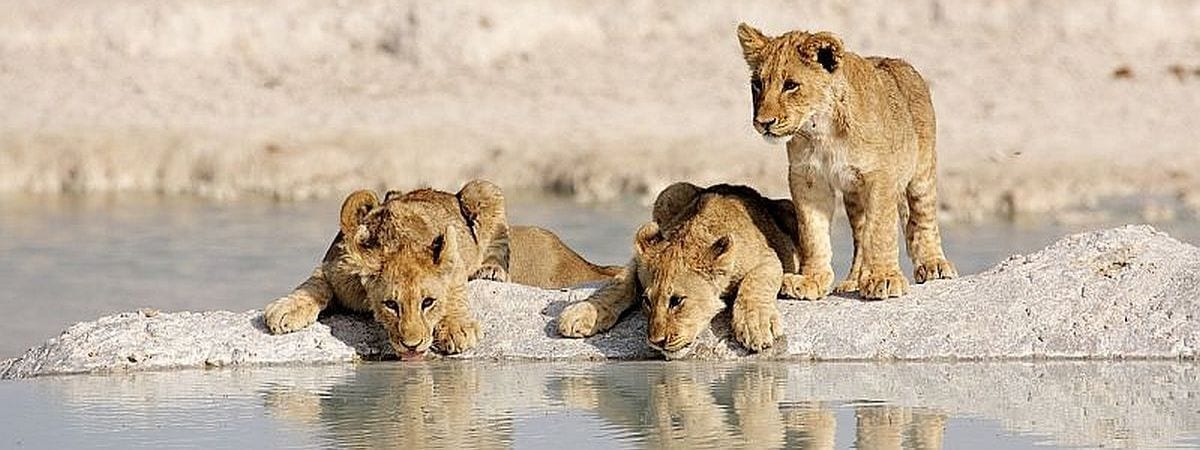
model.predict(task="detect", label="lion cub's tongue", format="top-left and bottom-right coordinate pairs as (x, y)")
top-left (399, 351), bottom-right (425, 362)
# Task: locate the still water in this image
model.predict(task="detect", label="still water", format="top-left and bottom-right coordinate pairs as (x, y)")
top-left (2, 361), bottom-right (1198, 449)
top-left (2, 193), bottom-right (1200, 449)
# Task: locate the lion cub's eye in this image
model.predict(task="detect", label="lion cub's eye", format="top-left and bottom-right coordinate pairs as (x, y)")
top-left (751, 79), bottom-right (763, 93)
top-left (668, 295), bottom-right (685, 309)
top-left (421, 297), bottom-right (437, 309)
top-left (783, 80), bottom-right (800, 92)
top-left (382, 300), bottom-right (400, 313)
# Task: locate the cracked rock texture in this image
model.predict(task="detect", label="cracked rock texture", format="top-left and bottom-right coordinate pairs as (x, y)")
top-left (3, 225), bottom-right (1198, 379)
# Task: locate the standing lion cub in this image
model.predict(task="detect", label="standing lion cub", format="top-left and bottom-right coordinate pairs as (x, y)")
top-left (737, 24), bottom-right (957, 300)
top-left (264, 180), bottom-right (618, 360)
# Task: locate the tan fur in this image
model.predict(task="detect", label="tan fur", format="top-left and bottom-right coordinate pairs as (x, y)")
top-left (509, 226), bottom-right (622, 289)
top-left (263, 180), bottom-right (614, 358)
top-left (558, 182), bottom-right (807, 357)
top-left (737, 24), bottom-right (957, 300)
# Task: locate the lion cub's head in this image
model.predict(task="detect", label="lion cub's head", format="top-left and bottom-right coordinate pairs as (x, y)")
top-left (736, 24), bottom-right (845, 144)
top-left (633, 221), bottom-right (735, 358)
top-left (338, 190), bottom-right (465, 360)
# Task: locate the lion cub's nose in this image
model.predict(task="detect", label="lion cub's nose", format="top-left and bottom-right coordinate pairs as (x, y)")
top-left (648, 336), bottom-right (668, 349)
top-left (400, 340), bottom-right (421, 351)
top-left (755, 117), bottom-right (777, 131)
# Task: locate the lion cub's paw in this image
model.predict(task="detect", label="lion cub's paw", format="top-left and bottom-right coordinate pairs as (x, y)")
top-left (471, 263), bottom-right (509, 283)
top-left (914, 258), bottom-right (958, 283)
top-left (731, 302), bottom-right (782, 352)
top-left (263, 296), bottom-right (321, 334)
top-left (780, 270), bottom-right (834, 300)
top-left (434, 316), bottom-right (481, 354)
top-left (557, 301), bottom-right (608, 338)
top-left (832, 278), bottom-right (859, 294)
top-left (859, 268), bottom-right (910, 300)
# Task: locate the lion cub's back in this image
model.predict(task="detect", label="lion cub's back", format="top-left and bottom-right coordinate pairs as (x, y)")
top-left (693, 187), bottom-right (801, 274)
top-left (867, 56), bottom-right (936, 151)
top-left (507, 226), bottom-right (621, 289)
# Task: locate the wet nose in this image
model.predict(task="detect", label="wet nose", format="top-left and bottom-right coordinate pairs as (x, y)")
top-left (648, 336), bottom-right (668, 349)
top-left (400, 340), bottom-right (422, 351)
top-left (755, 116), bottom-right (777, 131)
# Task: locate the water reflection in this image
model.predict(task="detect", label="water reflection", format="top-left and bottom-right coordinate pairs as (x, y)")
top-left (17, 361), bottom-right (1200, 449)
top-left (552, 364), bottom-right (947, 450)
top-left (269, 363), bottom-right (513, 449)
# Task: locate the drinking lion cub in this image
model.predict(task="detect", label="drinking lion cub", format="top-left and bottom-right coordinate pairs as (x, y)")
top-left (264, 180), bottom-right (618, 359)
top-left (737, 24), bottom-right (957, 300)
top-left (558, 183), bottom-right (805, 357)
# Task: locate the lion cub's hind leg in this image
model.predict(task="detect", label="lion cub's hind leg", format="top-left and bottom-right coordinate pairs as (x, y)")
top-left (264, 266), bottom-right (335, 334)
top-left (731, 262), bottom-right (784, 352)
top-left (558, 260), bottom-right (640, 338)
top-left (904, 174), bottom-right (957, 283)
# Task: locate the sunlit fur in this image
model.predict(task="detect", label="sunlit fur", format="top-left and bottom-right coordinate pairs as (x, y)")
top-left (343, 191), bottom-right (474, 356)
top-left (737, 24), bottom-right (957, 300)
top-left (263, 180), bottom-right (618, 359)
top-left (635, 225), bottom-right (730, 357)
top-left (559, 183), bottom-right (807, 357)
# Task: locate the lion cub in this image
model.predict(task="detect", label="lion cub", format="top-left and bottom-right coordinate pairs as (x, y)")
top-left (558, 183), bottom-right (803, 357)
top-left (264, 180), bottom-right (617, 360)
top-left (737, 24), bottom-right (957, 300)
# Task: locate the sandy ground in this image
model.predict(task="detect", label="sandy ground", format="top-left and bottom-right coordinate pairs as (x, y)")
top-left (1, 0), bottom-right (1198, 222)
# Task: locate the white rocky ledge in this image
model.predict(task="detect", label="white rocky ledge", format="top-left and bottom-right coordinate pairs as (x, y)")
top-left (3, 225), bottom-right (1198, 379)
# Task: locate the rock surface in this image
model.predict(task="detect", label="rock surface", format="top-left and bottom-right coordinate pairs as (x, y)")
top-left (4, 225), bottom-right (1199, 379)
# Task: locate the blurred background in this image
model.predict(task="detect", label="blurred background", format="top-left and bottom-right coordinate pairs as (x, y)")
top-left (1, 0), bottom-right (1199, 354)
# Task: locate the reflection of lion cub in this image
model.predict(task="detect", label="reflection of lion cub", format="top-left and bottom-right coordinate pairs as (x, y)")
top-left (559, 183), bottom-right (803, 357)
top-left (737, 24), bottom-right (957, 300)
top-left (264, 180), bottom-right (616, 359)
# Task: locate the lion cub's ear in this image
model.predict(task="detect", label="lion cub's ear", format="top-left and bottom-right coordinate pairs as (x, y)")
top-left (736, 23), bottom-right (769, 67)
top-left (634, 222), bottom-right (662, 257)
top-left (801, 32), bottom-right (844, 73)
top-left (705, 235), bottom-right (735, 274)
top-left (431, 225), bottom-right (460, 269)
top-left (652, 182), bottom-right (702, 226)
top-left (383, 189), bottom-right (404, 203)
top-left (340, 190), bottom-right (380, 244)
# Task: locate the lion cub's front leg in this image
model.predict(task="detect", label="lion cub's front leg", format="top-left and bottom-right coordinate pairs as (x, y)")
top-left (471, 225), bottom-right (510, 283)
top-left (558, 260), bottom-right (639, 337)
top-left (856, 176), bottom-right (909, 300)
top-left (731, 263), bottom-right (784, 351)
top-left (433, 291), bottom-right (481, 354)
top-left (781, 165), bottom-right (836, 300)
top-left (264, 266), bottom-right (334, 334)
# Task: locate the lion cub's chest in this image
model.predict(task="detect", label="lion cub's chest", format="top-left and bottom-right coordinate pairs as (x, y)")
top-left (786, 132), bottom-right (860, 192)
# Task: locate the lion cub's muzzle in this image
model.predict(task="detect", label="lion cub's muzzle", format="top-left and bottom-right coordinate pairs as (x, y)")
top-left (755, 118), bottom-right (798, 145)
top-left (647, 334), bottom-right (694, 359)
top-left (394, 337), bottom-right (432, 361)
